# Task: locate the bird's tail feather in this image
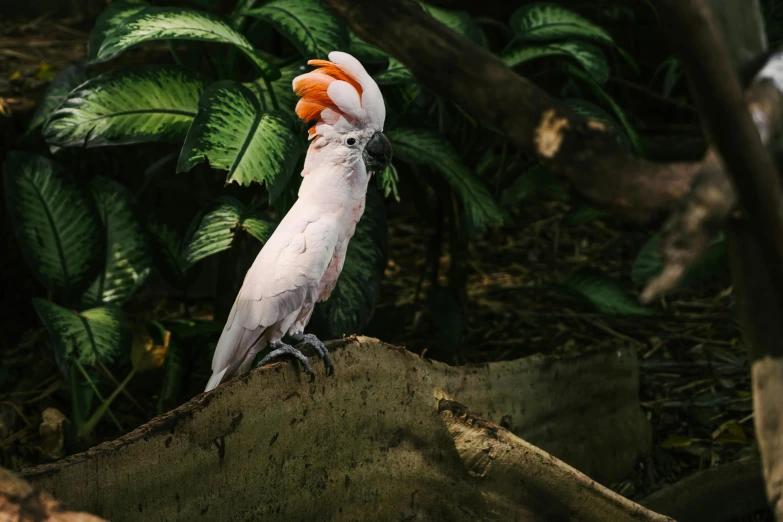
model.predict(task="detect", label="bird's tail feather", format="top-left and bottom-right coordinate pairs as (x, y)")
top-left (204, 368), bottom-right (228, 393)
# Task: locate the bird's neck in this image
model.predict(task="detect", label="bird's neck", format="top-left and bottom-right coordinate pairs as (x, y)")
top-left (297, 161), bottom-right (371, 207)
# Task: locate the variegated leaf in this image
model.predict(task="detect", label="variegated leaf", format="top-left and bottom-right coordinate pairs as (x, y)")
top-left (243, 0), bottom-right (348, 59)
top-left (387, 127), bottom-right (504, 229)
top-left (503, 41), bottom-right (609, 84)
top-left (3, 152), bottom-right (103, 300)
top-left (96, 7), bottom-right (279, 80)
top-left (33, 299), bottom-right (130, 368)
top-left (81, 178), bottom-right (152, 306)
top-left (44, 66), bottom-right (206, 148)
top-left (177, 81), bottom-right (300, 201)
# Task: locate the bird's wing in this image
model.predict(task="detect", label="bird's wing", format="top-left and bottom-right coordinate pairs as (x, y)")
top-left (209, 207), bottom-right (339, 378)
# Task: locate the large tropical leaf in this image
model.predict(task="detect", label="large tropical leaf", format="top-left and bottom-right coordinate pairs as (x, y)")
top-left (88, 0), bottom-right (149, 61)
top-left (245, 62), bottom-right (304, 117)
top-left (243, 0), bottom-right (349, 59)
top-left (3, 152), bottom-right (103, 300)
top-left (348, 31), bottom-right (389, 63)
top-left (387, 127), bottom-right (504, 229)
top-left (81, 178), bottom-right (152, 306)
top-left (182, 196), bottom-right (275, 269)
top-left (43, 66), bottom-right (206, 148)
top-left (561, 271), bottom-right (659, 316)
top-left (503, 41), bottom-right (609, 84)
top-left (632, 232), bottom-right (728, 288)
top-left (26, 62), bottom-right (90, 136)
top-left (95, 6), bottom-right (279, 80)
top-left (565, 98), bottom-right (629, 148)
top-left (177, 81), bottom-right (300, 201)
top-left (374, 58), bottom-right (417, 86)
top-left (33, 299), bottom-right (130, 370)
top-left (311, 187), bottom-right (387, 338)
top-left (418, 2), bottom-right (483, 44)
top-left (510, 3), bottom-right (613, 45)
top-left (501, 164), bottom-right (569, 206)
top-left (146, 213), bottom-right (199, 290)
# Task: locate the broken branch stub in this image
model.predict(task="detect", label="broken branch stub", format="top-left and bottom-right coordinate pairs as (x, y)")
top-left (22, 338), bottom-right (655, 521)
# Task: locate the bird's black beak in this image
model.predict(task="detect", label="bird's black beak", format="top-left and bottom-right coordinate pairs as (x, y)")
top-left (363, 131), bottom-right (393, 173)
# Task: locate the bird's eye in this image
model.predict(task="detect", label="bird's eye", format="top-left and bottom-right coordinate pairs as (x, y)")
top-left (346, 137), bottom-right (356, 145)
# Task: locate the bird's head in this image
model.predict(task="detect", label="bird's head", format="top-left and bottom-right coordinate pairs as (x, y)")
top-left (292, 51), bottom-right (392, 175)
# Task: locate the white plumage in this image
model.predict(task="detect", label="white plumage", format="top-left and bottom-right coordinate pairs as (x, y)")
top-left (204, 51), bottom-right (389, 392)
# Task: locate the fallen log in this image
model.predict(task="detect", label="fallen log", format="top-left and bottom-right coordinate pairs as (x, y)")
top-left (0, 465), bottom-right (105, 522)
top-left (21, 337), bottom-right (655, 521)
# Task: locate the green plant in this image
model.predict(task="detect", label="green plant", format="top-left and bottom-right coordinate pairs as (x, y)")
top-left (5, 0), bottom-right (651, 434)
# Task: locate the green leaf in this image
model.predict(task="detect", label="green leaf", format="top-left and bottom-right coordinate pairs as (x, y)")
top-left (510, 2), bottom-right (613, 45)
top-left (387, 126), bottom-right (503, 229)
top-left (241, 210), bottom-right (276, 243)
top-left (96, 6), bottom-right (280, 80)
top-left (145, 213), bottom-right (199, 290)
top-left (26, 63), bottom-right (90, 136)
top-left (81, 178), bottom-right (152, 306)
top-left (565, 98), bottom-right (629, 149)
top-left (501, 164), bottom-right (569, 205)
top-left (374, 58), bottom-right (417, 86)
top-left (43, 66), bottom-right (206, 148)
top-left (311, 187), bottom-right (387, 337)
top-left (418, 2), bottom-right (483, 44)
top-left (182, 196), bottom-right (274, 269)
top-left (564, 64), bottom-right (645, 155)
top-left (244, 62), bottom-right (304, 117)
top-left (33, 299), bottom-right (130, 369)
top-left (3, 152), bottom-right (103, 300)
top-left (503, 41), bottom-right (609, 84)
top-left (561, 203), bottom-right (611, 225)
top-left (182, 196), bottom-right (244, 269)
top-left (88, 0), bottom-right (149, 61)
top-left (348, 32), bottom-right (389, 63)
top-left (243, 0), bottom-right (349, 59)
top-left (378, 163), bottom-right (400, 202)
top-left (562, 271), bottom-right (660, 316)
top-left (631, 232), bottom-right (727, 288)
top-left (177, 81), bottom-right (300, 201)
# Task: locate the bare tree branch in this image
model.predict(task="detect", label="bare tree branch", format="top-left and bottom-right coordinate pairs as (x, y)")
top-left (322, 0), bottom-right (701, 222)
top-left (20, 338), bottom-right (659, 521)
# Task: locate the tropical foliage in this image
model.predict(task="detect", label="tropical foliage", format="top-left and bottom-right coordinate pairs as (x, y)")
top-left (4, 0), bottom-right (717, 437)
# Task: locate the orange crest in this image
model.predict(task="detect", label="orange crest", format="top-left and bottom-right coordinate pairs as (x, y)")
top-left (293, 59), bottom-right (364, 137)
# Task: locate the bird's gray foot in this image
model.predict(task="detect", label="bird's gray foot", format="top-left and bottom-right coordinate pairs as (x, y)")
top-left (255, 341), bottom-right (315, 381)
top-left (290, 333), bottom-right (334, 376)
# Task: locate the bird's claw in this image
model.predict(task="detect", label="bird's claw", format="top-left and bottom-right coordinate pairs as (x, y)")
top-left (256, 342), bottom-right (315, 381)
top-left (292, 333), bottom-right (334, 376)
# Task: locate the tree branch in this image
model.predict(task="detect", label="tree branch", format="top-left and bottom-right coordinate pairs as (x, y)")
top-left (20, 338), bottom-right (658, 521)
top-left (323, 0), bottom-right (700, 223)
top-left (320, 0), bottom-right (783, 303)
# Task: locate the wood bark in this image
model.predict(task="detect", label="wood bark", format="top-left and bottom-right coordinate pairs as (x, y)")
top-left (20, 338), bottom-right (656, 521)
top-left (657, 0), bottom-right (783, 519)
top-left (0, 466), bottom-right (106, 522)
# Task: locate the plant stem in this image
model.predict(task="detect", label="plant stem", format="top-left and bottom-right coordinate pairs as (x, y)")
top-left (78, 368), bottom-right (136, 439)
top-left (264, 78), bottom-right (279, 110)
top-left (75, 361), bottom-right (123, 434)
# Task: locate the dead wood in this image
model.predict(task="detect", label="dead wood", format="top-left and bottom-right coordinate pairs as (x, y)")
top-left (658, 1), bottom-right (783, 519)
top-left (0, 465), bottom-right (105, 522)
top-left (640, 455), bottom-right (767, 522)
top-left (20, 338), bottom-right (656, 521)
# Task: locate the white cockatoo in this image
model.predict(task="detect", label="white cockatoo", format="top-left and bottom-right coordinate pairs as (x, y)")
top-left (204, 51), bottom-right (392, 392)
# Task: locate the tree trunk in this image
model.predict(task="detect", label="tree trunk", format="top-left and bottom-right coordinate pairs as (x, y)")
top-left (20, 338), bottom-right (655, 521)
